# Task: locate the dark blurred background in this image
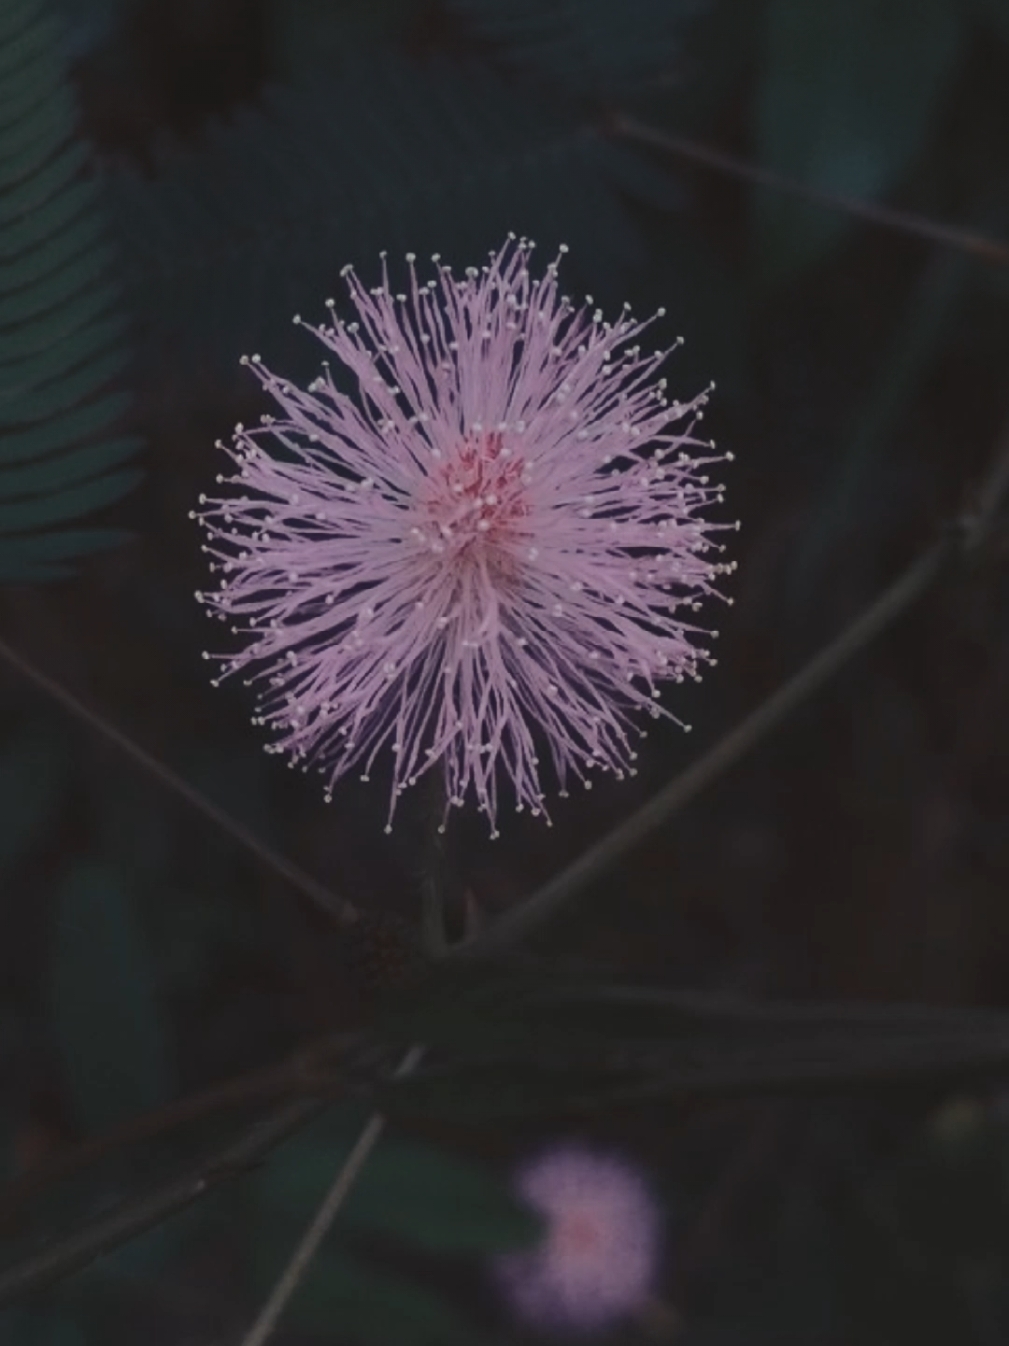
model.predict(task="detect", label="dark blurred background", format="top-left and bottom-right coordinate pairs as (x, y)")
top-left (3, 0), bottom-right (1009, 1342)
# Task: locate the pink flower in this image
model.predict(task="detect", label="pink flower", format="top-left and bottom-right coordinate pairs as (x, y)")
top-left (493, 1143), bottom-right (662, 1333)
top-left (194, 237), bottom-right (732, 834)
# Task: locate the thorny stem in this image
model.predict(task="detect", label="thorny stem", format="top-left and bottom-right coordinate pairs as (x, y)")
top-left (0, 632), bottom-right (355, 924)
top-left (451, 417), bottom-right (1009, 960)
top-left (0, 1098), bottom-right (324, 1304)
top-left (612, 115), bottom-right (1009, 267)
top-left (238, 1045), bottom-right (426, 1346)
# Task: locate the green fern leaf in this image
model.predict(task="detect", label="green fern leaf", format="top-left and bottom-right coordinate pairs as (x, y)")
top-left (0, 432), bottom-right (137, 492)
top-left (0, 0), bottom-right (140, 582)
top-left (0, 392), bottom-right (130, 464)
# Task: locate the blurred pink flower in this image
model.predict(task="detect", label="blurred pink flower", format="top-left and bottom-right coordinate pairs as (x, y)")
top-left (195, 238), bottom-right (733, 833)
top-left (494, 1142), bottom-right (662, 1333)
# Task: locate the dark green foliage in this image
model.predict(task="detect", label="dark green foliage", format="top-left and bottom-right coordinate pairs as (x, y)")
top-left (839, 1100), bottom-right (1009, 1344)
top-left (0, 718), bottom-right (67, 868)
top-left (445, 0), bottom-right (705, 96)
top-left (268, 0), bottom-right (423, 81)
top-left (756, 0), bottom-right (964, 281)
top-left (255, 1110), bottom-right (540, 1253)
top-left (0, 1310), bottom-right (86, 1346)
top-left (976, 0), bottom-right (1009, 42)
top-left (49, 859), bottom-right (174, 1134)
top-left (788, 244), bottom-right (970, 611)
top-left (0, 0), bottom-right (140, 581)
top-left (248, 1108), bottom-right (537, 1343)
top-left (50, 0), bottom-right (126, 55)
top-left (248, 1241), bottom-right (486, 1344)
top-left (704, 1101), bottom-right (1009, 1346)
top-left (108, 56), bottom-right (676, 378)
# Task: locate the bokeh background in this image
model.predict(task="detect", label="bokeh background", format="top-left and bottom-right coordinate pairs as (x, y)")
top-left (3, 0), bottom-right (1009, 1342)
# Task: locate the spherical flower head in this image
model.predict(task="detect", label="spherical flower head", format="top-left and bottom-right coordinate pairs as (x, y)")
top-left (194, 237), bottom-right (734, 834)
top-left (493, 1142), bottom-right (662, 1334)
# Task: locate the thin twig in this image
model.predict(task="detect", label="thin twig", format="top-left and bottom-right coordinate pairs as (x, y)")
top-left (0, 633), bottom-right (355, 923)
top-left (0, 1098), bottom-right (324, 1305)
top-left (238, 1044), bottom-right (426, 1346)
top-left (0, 1032), bottom-right (359, 1224)
top-left (452, 543), bottom-right (947, 956)
top-left (454, 420), bottom-right (1009, 960)
top-left (612, 114), bottom-right (1009, 267)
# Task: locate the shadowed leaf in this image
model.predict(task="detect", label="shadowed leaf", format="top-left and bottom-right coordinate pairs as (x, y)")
top-left (755, 0), bottom-right (963, 280)
top-left (49, 860), bottom-right (174, 1134)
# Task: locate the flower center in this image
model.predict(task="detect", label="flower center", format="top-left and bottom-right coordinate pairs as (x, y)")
top-left (555, 1209), bottom-right (603, 1257)
top-left (416, 430), bottom-right (531, 559)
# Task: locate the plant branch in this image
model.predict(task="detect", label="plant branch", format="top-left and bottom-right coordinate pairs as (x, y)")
top-left (452, 544), bottom-right (946, 956)
top-left (0, 1098), bottom-right (324, 1305)
top-left (611, 114), bottom-right (1009, 267)
top-left (238, 1044), bottom-right (426, 1346)
top-left (454, 420), bottom-right (1009, 960)
top-left (0, 632), bottom-right (355, 923)
top-left (0, 1033), bottom-right (360, 1225)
